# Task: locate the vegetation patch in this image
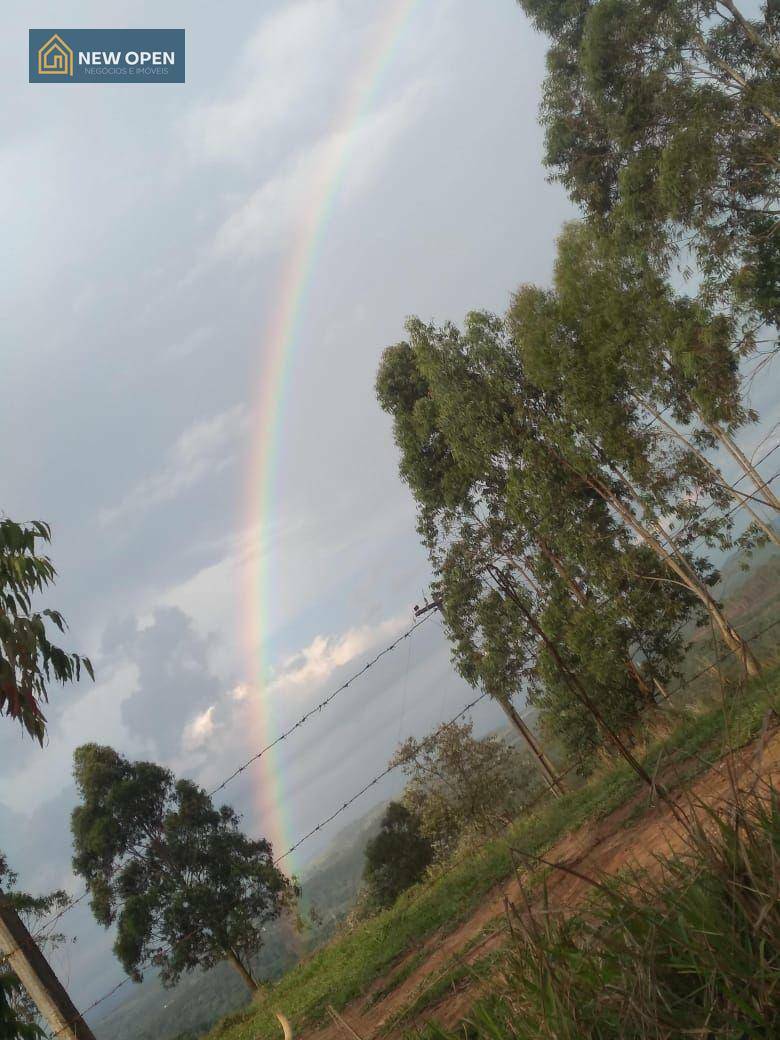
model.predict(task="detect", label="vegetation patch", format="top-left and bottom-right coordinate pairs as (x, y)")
top-left (204, 668), bottom-right (779, 1040)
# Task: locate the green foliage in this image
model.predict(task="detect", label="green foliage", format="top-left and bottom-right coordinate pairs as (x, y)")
top-left (70, 744), bottom-right (297, 990)
top-left (393, 721), bottom-right (542, 856)
top-left (200, 661), bottom-right (780, 1040)
top-left (0, 517), bottom-right (93, 743)
top-left (376, 305), bottom-right (705, 760)
top-left (362, 803), bottom-right (433, 909)
top-left (0, 973), bottom-right (43, 1040)
top-left (517, 0), bottom-right (780, 326)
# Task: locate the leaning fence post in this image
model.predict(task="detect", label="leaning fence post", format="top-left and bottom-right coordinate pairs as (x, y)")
top-left (0, 891), bottom-right (97, 1040)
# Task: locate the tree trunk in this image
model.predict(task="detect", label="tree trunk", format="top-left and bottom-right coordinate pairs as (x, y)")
top-left (717, 0), bottom-right (780, 65)
top-left (226, 948), bottom-right (258, 992)
top-left (636, 396), bottom-right (780, 546)
top-left (490, 568), bottom-right (665, 798)
top-left (497, 698), bottom-right (565, 798)
top-left (538, 539), bottom-right (660, 703)
top-left (702, 419), bottom-right (780, 512)
top-left (563, 456), bottom-right (761, 678)
top-left (693, 31), bottom-right (780, 128)
top-left (653, 677), bottom-right (672, 703)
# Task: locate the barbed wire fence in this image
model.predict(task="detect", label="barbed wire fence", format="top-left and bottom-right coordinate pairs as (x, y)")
top-left (4, 615), bottom-right (436, 958)
top-left (16, 366), bottom-right (780, 944)
top-left (5, 398), bottom-right (779, 1036)
top-left (40, 610), bottom-right (780, 1037)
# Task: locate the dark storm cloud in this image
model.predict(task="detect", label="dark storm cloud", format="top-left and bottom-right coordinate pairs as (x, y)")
top-left (112, 607), bottom-right (223, 757)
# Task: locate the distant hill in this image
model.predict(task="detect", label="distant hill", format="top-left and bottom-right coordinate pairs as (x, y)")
top-left (91, 801), bottom-right (386, 1040)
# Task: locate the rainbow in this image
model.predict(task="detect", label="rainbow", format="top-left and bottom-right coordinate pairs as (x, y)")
top-left (244, 0), bottom-right (419, 863)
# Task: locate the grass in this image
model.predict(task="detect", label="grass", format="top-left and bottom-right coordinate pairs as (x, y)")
top-left (422, 755), bottom-right (780, 1038)
top-left (365, 950), bottom-right (430, 1009)
top-left (384, 961), bottom-right (474, 1029)
top-left (205, 664), bottom-right (780, 1040)
top-left (382, 939), bottom-right (503, 1032)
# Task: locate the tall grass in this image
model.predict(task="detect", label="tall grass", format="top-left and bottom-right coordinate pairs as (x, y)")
top-left (422, 772), bottom-right (780, 1039)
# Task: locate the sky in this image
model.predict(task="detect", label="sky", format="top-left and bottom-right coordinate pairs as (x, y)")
top-left (0, 0), bottom-right (578, 1017)
top-left (1, 0), bottom-right (778, 1028)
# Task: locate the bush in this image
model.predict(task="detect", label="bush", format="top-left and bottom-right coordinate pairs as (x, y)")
top-left (363, 802), bottom-right (433, 909)
top-left (393, 721), bottom-right (542, 859)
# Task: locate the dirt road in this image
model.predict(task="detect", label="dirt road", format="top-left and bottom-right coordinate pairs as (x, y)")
top-left (294, 722), bottom-right (779, 1040)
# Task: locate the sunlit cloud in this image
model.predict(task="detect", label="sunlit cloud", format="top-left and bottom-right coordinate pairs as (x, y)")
top-left (182, 705), bottom-right (218, 751)
top-left (270, 614), bottom-right (409, 695)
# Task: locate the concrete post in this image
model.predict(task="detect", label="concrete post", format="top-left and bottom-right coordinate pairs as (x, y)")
top-left (0, 893), bottom-right (96, 1040)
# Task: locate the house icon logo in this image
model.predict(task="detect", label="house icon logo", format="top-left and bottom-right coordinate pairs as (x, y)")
top-left (37, 33), bottom-right (73, 76)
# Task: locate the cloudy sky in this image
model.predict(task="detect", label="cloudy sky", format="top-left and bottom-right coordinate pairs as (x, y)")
top-left (2, 0), bottom-right (777, 1026)
top-left (0, 0), bottom-right (578, 1014)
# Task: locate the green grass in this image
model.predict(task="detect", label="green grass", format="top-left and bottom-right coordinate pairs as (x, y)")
top-left (205, 665), bottom-right (780, 1040)
top-left (365, 949), bottom-right (430, 1009)
top-left (423, 748), bottom-right (780, 1038)
top-left (384, 961), bottom-right (473, 1029)
top-left (382, 942), bottom-right (503, 1032)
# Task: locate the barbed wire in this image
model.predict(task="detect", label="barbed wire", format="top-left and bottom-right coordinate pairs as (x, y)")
top-left (2, 613), bottom-right (433, 961)
top-left (40, 611), bottom-right (780, 1036)
top-left (273, 690), bottom-right (489, 864)
top-left (209, 614), bottom-right (432, 799)
top-left (47, 689), bottom-right (491, 1036)
top-left (9, 393), bottom-right (780, 1029)
top-left (659, 447), bottom-right (780, 553)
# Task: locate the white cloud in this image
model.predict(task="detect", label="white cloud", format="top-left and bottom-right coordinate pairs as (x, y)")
top-left (270, 614), bottom-right (408, 695)
top-left (99, 404), bottom-right (250, 527)
top-left (186, 0), bottom-right (343, 164)
top-left (212, 81), bottom-right (429, 261)
top-left (182, 705), bottom-right (218, 751)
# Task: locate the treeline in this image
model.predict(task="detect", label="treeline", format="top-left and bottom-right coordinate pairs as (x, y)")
top-left (375, 0), bottom-right (778, 769)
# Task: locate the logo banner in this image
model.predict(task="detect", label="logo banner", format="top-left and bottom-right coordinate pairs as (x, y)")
top-left (30, 30), bottom-right (185, 83)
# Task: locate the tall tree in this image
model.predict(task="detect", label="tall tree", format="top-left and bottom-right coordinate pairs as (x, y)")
top-left (376, 312), bottom-right (702, 763)
top-left (509, 220), bottom-right (780, 529)
top-left (0, 518), bottom-right (93, 743)
top-left (516, 0), bottom-right (780, 328)
top-left (71, 745), bottom-right (297, 993)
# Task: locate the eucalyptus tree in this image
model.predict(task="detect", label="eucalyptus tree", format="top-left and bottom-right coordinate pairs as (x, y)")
top-left (393, 719), bottom-right (542, 855)
top-left (516, 0), bottom-right (780, 328)
top-left (71, 744), bottom-right (297, 992)
top-left (0, 517), bottom-right (93, 743)
top-left (376, 311), bottom-right (699, 766)
top-left (507, 223), bottom-right (765, 673)
top-left (509, 221), bottom-right (780, 526)
top-left (362, 803), bottom-right (433, 909)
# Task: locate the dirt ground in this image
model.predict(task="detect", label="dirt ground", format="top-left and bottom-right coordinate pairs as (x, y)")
top-left (294, 721), bottom-right (780, 1040)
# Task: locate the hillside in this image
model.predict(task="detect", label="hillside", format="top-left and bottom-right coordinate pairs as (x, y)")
top-left (95, 539), bottom-right (779, 1040)
top-left (202, 664), bottom-right (780, 1040)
